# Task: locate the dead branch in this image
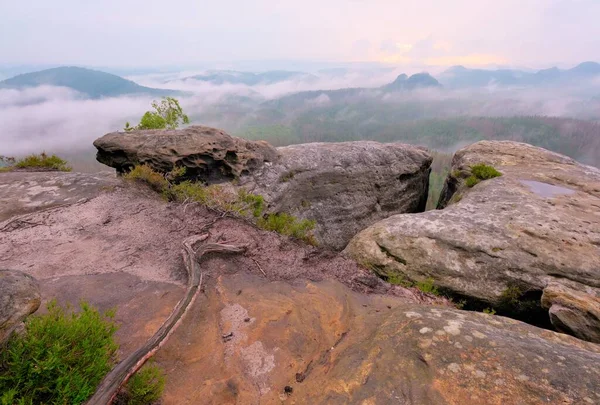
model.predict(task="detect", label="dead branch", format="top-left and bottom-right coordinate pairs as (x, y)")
top-left (250, 257), bottom-right (267, 277)
top-left (86, 235), bottom-right (246, 405)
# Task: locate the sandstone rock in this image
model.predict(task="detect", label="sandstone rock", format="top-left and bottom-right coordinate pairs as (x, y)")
top-left (541, 283), bottom-right (600, 343)
top-left (93, 126), bottom-right (279, 181)
top-left (0, 269), bottom-right (41, 344)
top-left (345, 141), bottom-right (600, 341)
top-left (0, 171), bottom-right (119, 221)
top-left (241, 141), bottom-right (432, 250)
top-left (156, 273), bottom-right (600, 404)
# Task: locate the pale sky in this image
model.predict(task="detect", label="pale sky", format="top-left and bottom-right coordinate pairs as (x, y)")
top-left (1, 0), bottom-right (599, 69)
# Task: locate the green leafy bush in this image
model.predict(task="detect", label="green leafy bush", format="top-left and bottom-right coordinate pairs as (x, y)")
top-left (165, 166), bottom-right (187, 182)
top-left (11, 152), bottom-right (72, 172)
top-left (237, 189), bottom-right (265, 218)
top-left (123, 363), bottom-right (166, 405)
top-left (0, 300), bottom-right (118, 405)
top-left (125, 97), bottom-right (189, 131)
top-left (483, 307), bottom-right (497, 315)
top-left (123, 164), bottom-right (169, 194)
top-left (126, 164), bottom-right (317, 245)
top-left (385, 273), bottom-right (413, 287)
top-left (416, 278), bottom-right (440, 295)
top-left (257, 213), bottom-right (316, 245)
top-left (169, 181), bottom-right (264, 218)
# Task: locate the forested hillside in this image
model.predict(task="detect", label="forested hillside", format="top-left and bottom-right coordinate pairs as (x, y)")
top-left (236, 116), bottom-right (600, 167)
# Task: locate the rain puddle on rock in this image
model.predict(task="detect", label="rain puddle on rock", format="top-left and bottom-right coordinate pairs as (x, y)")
top-left (520, 180), bottom-right (575, 198)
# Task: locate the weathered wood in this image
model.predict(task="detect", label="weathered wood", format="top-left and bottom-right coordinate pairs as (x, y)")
top-left (86, 235), bottom-right (246, 405)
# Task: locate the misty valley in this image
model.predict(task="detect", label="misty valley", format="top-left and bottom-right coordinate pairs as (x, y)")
top-left (2, 63), bottom-right (600, 209)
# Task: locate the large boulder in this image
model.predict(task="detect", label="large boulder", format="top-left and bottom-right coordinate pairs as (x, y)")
top-left (93, 126), bottom-right (279, 181)
top-left (240, 141), bottom-right (432, 250)
top-left (0, 269), bottom-right (41, 344)
top-left (157, 274), bottom-right (600, 404)
top-left (345, 141), bottom-right (600, 342)
top-left (94, 127), bottom-right (433, 250)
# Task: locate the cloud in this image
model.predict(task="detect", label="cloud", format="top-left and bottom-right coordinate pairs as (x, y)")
top-left (2, 68), bottom-right (600, 159)
top-left (376, 35), bottom-right (507, 67)
top-left (0, 87), bottom-right (154, 156)
top-left (0, 69), bottom-right (406, 156)
top-left (425, 54), bottom-right (509, 67)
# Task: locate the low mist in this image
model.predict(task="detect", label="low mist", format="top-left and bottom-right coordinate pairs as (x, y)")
top-left (2, 69), bottom-right (600, 161)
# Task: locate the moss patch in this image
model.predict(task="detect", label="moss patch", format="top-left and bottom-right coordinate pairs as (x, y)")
top-left (465, 163), bottom-right (502, 188)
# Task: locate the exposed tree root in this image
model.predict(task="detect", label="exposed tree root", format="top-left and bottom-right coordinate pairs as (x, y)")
top-left (86, 235), bottom-right (246, 405)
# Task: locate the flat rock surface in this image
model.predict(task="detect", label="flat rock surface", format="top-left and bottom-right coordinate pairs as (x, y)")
top-left (241, 141), bottom-right (432, 250)
top-left (156, 272), bottom-right (600, 405)
top-left (345, 140), bottom-right (600, 342)
top-left (0, 171), bottom-right (119, 221)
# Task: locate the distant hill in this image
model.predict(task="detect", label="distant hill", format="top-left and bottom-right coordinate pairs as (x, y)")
top-left (382, 73), bottom-right (441, 91)
top-left (0, 66), bottom-right (179, 98)
top-left (183, 70), bottom-right (317, 85)
top-left (267, 73), bottom-right (440, 109)
top-left (440, 61), bottom-right (600, 88)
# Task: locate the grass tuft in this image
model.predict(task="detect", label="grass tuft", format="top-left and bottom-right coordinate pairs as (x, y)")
top-left (123, 164), bottom-right (169, 194)
top-left (122, 363), bottom-right (166, 405)
top-left (0, 300), bottom-right (118, 405)
top-left (257, 213), bottom-right (316, 245)
top-left (385, 272), bottom-right (413, 288)
top-left (415, 277), bottom-right (440, 295)
top-left (125, 164), bottom-right (317, 245)
top-left (5, 152), bottom-right (72, 172)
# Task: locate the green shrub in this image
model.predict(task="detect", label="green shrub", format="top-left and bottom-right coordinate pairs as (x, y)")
top-left (170, 181), bottom-right (264, 218)
top-left (123, 363), bottom-right (166, 405)
top-left (416, 278), bottom-right (440, 295)
top-left (169, 180), bottom-right (209, 203)
top-left (471, 164), bottom-right (502, 180)
top-left (257, 213), bottom-right (316, 245)
top-left (125, 97), bottom-right (189, 131)
top-left (385, 273), bottom-right (413, 288)
top-left (465, 175), bottom-right (480, 188)
top-left (123, 164), bottom-right (169, 194)
top-left (13, 152), bottom-right (71, 172)
top-left (126, 164), bottom-right (317, 245)
top-left (237, 189), bottom-right (265, 218)
top-left (0, 300), bottom-right (118, 405)
top-left (483, 307), bottom-right (497, 315)
top-left (500, 285), bottom-right (523, 307)
top-left (165, 166), bottom-right (187, 182)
